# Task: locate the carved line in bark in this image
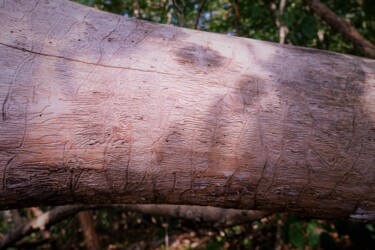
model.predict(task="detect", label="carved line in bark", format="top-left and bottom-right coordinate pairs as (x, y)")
top-left (0, 42), bottom-right (173, 77)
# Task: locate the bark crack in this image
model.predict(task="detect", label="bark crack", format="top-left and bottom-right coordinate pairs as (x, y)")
top-left (1, 53), bottom-right (35, 121)
top-left (123, 130), bottom-right (132, 192)
top-left (0, 42), bottom-right (174, 76)
top-left (0, 42), bottom-right (251, 93)
top-left (253, 158), bottom-right (267, 209)
top-left (2, 155), bottom-right (15, 190)
top-left (266, 102), bottom-right (288, 193)
top-left (98, 16), bottom-right (122, 63)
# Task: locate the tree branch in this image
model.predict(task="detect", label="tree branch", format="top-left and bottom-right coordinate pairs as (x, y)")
top-left (278, 0), bottom-right (288, 44)
top-left (0, 205), bottom-right (86, 249)
top-left (194, 0), bottom-right (206, 30)
top-left (77, 210), bottom-right (101, 250)
top-left (233, 0), bottom-right (241, 36)
top-left (304, 0), bottom-right (375, 58)
top-left (0, 205), bottom-right (268, 249)
top-left (172, 0), bottom-right (185, 27)
top-left (134, 0), bottom-right (141, 19)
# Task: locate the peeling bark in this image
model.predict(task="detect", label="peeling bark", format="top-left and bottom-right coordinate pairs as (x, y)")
top-left (0, 0), bottom-right (374, 220)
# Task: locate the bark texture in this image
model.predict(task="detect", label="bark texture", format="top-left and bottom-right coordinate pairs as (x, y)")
top-left (0, 0), bottom-right (375, 220)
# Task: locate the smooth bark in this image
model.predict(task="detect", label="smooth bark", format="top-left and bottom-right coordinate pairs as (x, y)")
top-left (0, 0), bottom-right (374, 220)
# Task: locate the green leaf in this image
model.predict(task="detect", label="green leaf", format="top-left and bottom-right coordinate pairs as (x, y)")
top-left (243, 238), bottom-right (252, 247)
top-left (289, 223), bottom-right (305, 250)
top-left (301, 16), bottom-right (317, 39)
top-left (309, 231), bottom-right (320, 248)
top-left (363, 0), bottom-right (375, 20)
top-left (283, 215), bottom-right (301, 243)
top-left (307, 220), bottom-right (318, 233)
top-left (281, 12), bottom-right (296, 26)
top-left (306, 220), bottom-right (320, 248)
top-left (366, 223), bottom-right (375, 232)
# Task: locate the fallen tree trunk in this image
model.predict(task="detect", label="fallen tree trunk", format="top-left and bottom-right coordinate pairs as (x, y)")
top-left (0, 0), bottom-right (374, 220)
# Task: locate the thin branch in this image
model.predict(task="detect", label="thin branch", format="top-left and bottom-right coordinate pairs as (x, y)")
top-left (278, 0), bottom-right (288, 44)
top-left (304, 0), bottom-right (375, 58)
top-left (194, 0), bottom-right (207, 30)
top-left (0, 205), bottom-right (86, 249)
top-left (0, 205), bottom-right (269, 249)
top-left (233, 0), bottom-right (241, 36)
top-left (77, 210), bottom-right (100, 250)
top-left (134, 0), bottom-right (141, 19)
top-left (172, 0), bottom-right (185, 27)
top-left (270, 0), bottom-right (289, 44)
top-left (124, 204), bottom-right (270, 226)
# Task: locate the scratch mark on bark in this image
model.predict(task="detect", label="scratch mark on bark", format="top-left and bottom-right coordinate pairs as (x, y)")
top-left (124, 130), bottom-right (132, 192)
top-left (328, 140), bottom-right (364, 197)
top-left (2, 155), bottom-right (15, 190)
top-left (135, 168), bottom-right (148, 192)
top-left (152, 176), bottom-right (160, 203)
top-left (132, 21), bottom-right (154, 47)
top-left (62, 141), bottom-right (68, 167)
top-left (21, 0), bottom-right (39, 22)
top-left (294, 90), bottom-right (315, 202)
top-left (18, 105), bottom-right (28, 149)
top-left (188, 130), bottom-right (197, 193)
top-left (28, 105), bottom-right (51, 121)
top-left (309, 146), bottom-right (333, 169)
top-left (0, 42), bottom-right (253, 94)
top-left (344, 60), bottom-right (357, 92)
top-left (345, 110), bottom-right (357, 151)
top-left (266, 102), bottom-right (287, 193)
top-left (170, 172), bottom-right (177, 195)
top-left (57, 9), bottom-right (93, 47)
top-left (1, 54), bottom-right (35, 121)
top-left (253, 158), bottom-right (267, 209)
top-left (69, 167), bottom-right (76, 202)
top-left (252, 80), bottom-right (268, 208)
top-left (98, 16), bottom-right (121, 63)
top-left (223, 168), bottom-right (239, 205)
top-left (0, 42), bottom-right (174, 76)
top-left (74, 168), bottom-right (84, 192)
top-left (178, 188), bottom-right (193, 202)
top-left (103, 136), bottom-right (113, 170)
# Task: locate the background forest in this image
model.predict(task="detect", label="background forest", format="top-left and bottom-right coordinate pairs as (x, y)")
top-left (1, 0), bottom-right (375, 249)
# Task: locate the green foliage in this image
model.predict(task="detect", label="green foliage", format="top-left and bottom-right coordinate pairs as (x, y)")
top-left (279, 214), bottom-right (375, 250)
top-left (306, 220), bottom-right (320, 248)
top-left (289, 223), bottom-right (305, 249)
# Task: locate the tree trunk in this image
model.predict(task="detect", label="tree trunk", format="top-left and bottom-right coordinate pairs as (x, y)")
top-left (0, 0), bottom-right (374, 220)
top-left (77, 210), bottom-right (101, 250)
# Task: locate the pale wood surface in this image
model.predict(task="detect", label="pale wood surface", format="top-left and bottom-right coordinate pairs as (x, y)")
top-left (0, 0), bottom-right (374, 220)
